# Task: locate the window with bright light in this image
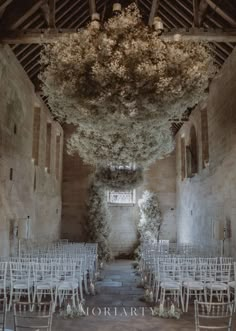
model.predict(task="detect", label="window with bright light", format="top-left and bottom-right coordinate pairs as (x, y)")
top-left (107, 189), bottom-right (136, 205)
top-left (107, 163), bottom-right (136, 205)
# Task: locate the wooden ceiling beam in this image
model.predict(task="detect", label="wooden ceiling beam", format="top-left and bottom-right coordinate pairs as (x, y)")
top-left (6, 0), bottom-right (46, 30)
top-left (193, 0), bottom-right (200, 27)
top-left (0, 0), bottom-right (12, 17)
top-left (148, 0), bottom-right (160, 27)
top-left (40, 0), bottom-right (55, 27)
top-left (89, 0), bottom-right (96, 16)
top-left (57, 1), bottom-right (86, 27)
top-left (1, 28), bottom-right (236, 43)
top-left (58, 2), bottom-right (88, 28)
top-left (199, 0), bottom-right (208, 26)
top-left (25, 59), bottom-right (40, 73)
top-left (205, 0), bottom-right (236, 27)
top-left (22, 49), bottom-right (40, 68)
top-left (163, 0), bottom-right (191, 26)
top-left (27, 64), bottom-right (41, 79)
top-left (160, 1), bottom-right (225, 65)
top-left (175, 0), bottom-right (192, 16)
top-left (158, 12), bottom-right (172, 29)
top-left (48, 0), bottom-right (55, 28)
top-left (74, 2), bottom-right (104, 29)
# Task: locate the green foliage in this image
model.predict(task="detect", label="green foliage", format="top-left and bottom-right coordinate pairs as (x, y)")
top-left (138, 190), bottom-right (162, 243)
top-left (87, 180), bottom-right (112, 262)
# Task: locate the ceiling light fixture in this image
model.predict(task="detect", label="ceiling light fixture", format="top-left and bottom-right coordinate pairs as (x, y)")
top-left (153, 16), bottom-right (164, 35)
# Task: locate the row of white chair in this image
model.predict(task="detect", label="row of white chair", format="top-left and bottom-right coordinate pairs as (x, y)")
top-left (0, 243), bottom-right (98, 311)
top-left (139, 247), bottom-right (235, 312)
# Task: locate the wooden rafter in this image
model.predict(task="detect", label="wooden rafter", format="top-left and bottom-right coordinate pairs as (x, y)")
top-left (49, 0), bottom-right (55, 28)
top-left (6, 0), bottom-right (46, 30)
top-left (148, 0), bottom-right (160, 26)
top-left (206, 0), bottom-right (236, 27)
top-left (40, 0), bottom-right (55, 27)
top-left (162, 0), bottom-right (191, 27)
top-left (0, 0), bottom-right (12, 17)
top-left (89, 0), bottom-right (96, 16)
top-left (58, 2), bottom-right (88, 28)
top-left (193, 0), bottom-right (199, 27)
top-left (57, 1), bottom-right (86, 27)
top-left (1, 28), bottom-right (236, 43)
top-left (199, 0), bottom-right (208, 26)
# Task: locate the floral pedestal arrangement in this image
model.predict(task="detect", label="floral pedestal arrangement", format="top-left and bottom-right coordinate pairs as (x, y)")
top-left (152, 300), bottom-right (181, 319)
top-left (59, 302), bottom-right (86, 319)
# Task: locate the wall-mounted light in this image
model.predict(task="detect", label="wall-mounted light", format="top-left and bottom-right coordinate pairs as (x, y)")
top-left (153, 16), bottom-right (164, 35)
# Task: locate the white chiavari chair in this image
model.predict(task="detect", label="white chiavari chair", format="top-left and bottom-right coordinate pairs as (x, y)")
top-left (205, 263), bottom-right (231, 304)
top-left (159, 262), bottom-right (184, 311)
top-left (13, 302), bottom-right (53, 331)
top-left (194, 300), bottom-right (234, 331)
top-left (56, 263), bottom-right (79, 308)
top-left (0, 263), bottom-right (8, 300)
top-left (9, 262), bottom-right (33, 311)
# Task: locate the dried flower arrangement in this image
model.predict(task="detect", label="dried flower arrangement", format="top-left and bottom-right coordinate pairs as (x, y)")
top-left (152, 301), bottom-right (181, 319)
top-left (39, 3), bottom-right (215, 258)
top-left (94, 166), bottom-right (143, 190)
top-left (60, 302), bottom-right (86, 319)
top-left (138, 190), bottom-right (162, 243)
top-left (86, 180), bottom-right (113, 262)
top-left (66, 120), bottom-right (174, 167)
top-left (40, 3), bottom-right (215, 167)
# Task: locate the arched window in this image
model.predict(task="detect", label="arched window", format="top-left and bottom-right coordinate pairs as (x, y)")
top-left (189, 125), bottom-right (198, 175)
top-left (32, 107), bottom-right (41, 166)
top-left (180, 137), bottom-right (186, 180)
top-left (201, 109), bottom-right (209, 168)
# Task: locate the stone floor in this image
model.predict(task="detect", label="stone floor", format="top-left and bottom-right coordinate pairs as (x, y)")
top-left (53, 259), bottom-right (197, 331)
top-left (6, 260), bottom-right (236, 330)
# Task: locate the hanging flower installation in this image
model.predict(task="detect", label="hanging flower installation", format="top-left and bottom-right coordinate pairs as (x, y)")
top-left (40, 3), bottom-right (216, 167)
top-left (94, 166), bottom-right (144, 190)
top-left (39, 3), bottom-right (216, 260)
top-left (67, 121), bottom-right (174, 166)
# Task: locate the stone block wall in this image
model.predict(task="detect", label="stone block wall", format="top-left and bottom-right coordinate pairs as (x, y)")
top-left (175, 48), bottom-right (236, 257)
top-left (0, 45), bottom-right (63, 256)
top-left (61, 124), bottom-right (93, 241)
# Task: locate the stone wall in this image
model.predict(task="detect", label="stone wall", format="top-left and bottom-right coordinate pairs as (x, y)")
top-left (176, 48), bottom-right (236, 257)
top-left (0, 45), bottom-right (63, 256)
top-left (61, 124), bottom-right (93, 241)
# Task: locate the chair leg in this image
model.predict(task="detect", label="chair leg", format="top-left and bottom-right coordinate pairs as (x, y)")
top-left (79, 280), bottom-right (84, 302)
top-left (209, 289), bottom-right (213, 305)
top-left (28, 287), bottom-right (31, 304)
top-left (180, 290), bottom-right (185, 312)
top-left (155, 282), bottom-right (160, 303)
top-left (204, 288), bottom-right (207, 303)
top-left (72, 290), bottom-right (76, 308)
top-left (8, 286), bottom-right (13, 311)
top-left (186, 288), bottom-right (190, 313)
top-left (161, 288), bottom-right (166, 305)
top-left (32, 287), bottom-right (37, 305)
top-left (84, 274), bottom-right (89, 295)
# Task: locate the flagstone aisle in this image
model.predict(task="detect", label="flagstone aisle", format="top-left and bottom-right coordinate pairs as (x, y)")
top-left (52, 259), bottom-right (196, 331)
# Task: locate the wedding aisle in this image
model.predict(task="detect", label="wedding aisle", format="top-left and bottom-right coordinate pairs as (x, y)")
top-left (52, 260), bottom-right (195, 331)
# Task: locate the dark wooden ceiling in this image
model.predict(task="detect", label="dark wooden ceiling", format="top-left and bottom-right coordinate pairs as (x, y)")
top-left (0, 0), bottom-right (236, 134)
